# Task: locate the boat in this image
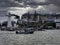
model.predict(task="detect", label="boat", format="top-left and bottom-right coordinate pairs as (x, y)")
top-left (16, 28), bottom-right (34, 34)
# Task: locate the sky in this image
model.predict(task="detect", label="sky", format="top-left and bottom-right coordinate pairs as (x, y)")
top-left (0, 0), bottom-right (60, 17)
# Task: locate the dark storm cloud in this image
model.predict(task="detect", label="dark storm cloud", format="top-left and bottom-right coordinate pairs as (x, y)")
top-left (0, 0), bottom-right (60, 13)
top-left (0, 0), bottom-right (49, 7)
top-left (15, 0), bottom-right (60, 13)
top-left (0, 0), bottom-right (24, 7)
top-left (0, 0), bottom-right (60, 7)
top-left (47, 0), bottom-right (60, 6)
top-left (43, 0), bottom-right (60, 13)
top-left (15, 0), bottom-right (50, 7)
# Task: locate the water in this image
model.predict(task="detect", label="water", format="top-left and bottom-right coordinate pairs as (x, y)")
top-left (0, 30), bottom-right (60, 45)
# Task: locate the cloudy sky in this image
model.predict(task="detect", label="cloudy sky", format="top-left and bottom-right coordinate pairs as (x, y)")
top-left (0, 0), bottom-right (60, 17)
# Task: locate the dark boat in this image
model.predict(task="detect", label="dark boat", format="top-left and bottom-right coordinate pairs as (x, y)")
top-left (16, 28), bottom-right (34, 34)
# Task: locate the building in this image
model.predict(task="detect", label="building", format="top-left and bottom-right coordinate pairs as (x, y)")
top-left (21, 11), bottom-right (43, 28)
top-left (0, 10), bottom-right (20, 28)
top-left (21, 11), bottom-right (60, 28)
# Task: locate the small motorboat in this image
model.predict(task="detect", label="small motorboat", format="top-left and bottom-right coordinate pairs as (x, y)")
top-left (16, 28), bottom-right (34, 34)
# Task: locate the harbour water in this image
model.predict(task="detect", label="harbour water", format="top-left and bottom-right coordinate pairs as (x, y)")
top-left (0, 30), bottom-right (60, 45)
